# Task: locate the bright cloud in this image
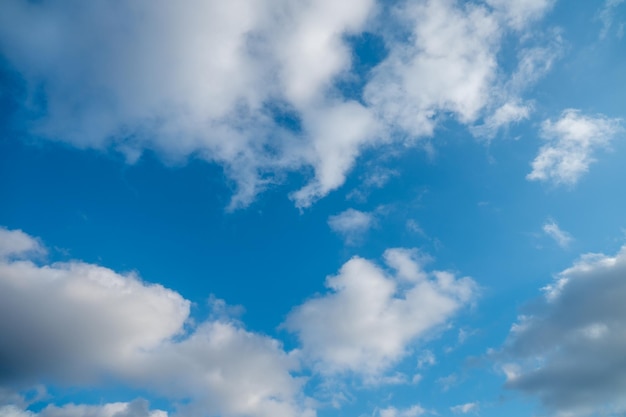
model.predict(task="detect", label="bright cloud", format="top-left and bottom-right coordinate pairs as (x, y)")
top-left (0, 227), bottom-right (313, 417)
top-left (0, 0), bottom-right (555, 209)
top-left (542, 219), bottom-right (573, 248)
top-left (501, 245), bottom-right (626, 416)
top-left (0, 227), bottom-right (45, 259)
top-left (284, 248), bottom-right (476, 375)
top-left (527, 109), bottom-right (623, 186)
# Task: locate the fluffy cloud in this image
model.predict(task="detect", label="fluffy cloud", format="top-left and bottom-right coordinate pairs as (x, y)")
top-left (501, 245), bottom-right (626, 416)
top-left (0, 241), bottom-right (190, 384)
top-left (527, 109), bottom-right (623, 186)
top-left (0, 0), bottom-right (555, 208)
top-left (364, 0), bottom-right (502, 138)
top-left (0, 227), bottom-right (312, 417)
top-left (0, 0), bottom-right (375, 209)
top-left (542, 219), bottom-right (573, 248)
top-left (284, 248), bottom-right (476, 375)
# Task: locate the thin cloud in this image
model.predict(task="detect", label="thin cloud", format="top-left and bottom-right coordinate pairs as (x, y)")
top-left (542, 219), bottom-right (573, 248)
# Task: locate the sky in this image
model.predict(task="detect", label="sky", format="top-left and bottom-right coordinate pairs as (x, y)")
top-left (0, 0), bottom-right (626, 417)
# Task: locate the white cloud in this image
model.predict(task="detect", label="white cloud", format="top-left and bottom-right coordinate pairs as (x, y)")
top-left (0, 0), bottom-right (557, 208)
top-left (378, 405), bottom-right (425, 417)
top-left (328, 208), bottom-right (376, 244)
top-left (501, 245), bottom-right (626, 416)
top-left (542, 219), bottom-right (573, 248)
top-left (284, 248), bottom-right (476, 376)
top-left (485, 0), bottom-right (554, 30)
top-left (450, 402), bottom-right (478, 414)
top-left (0, 0), bottom-right (376, 209)
top-left (0, 227), bottom-right (45, 259)
top-left (0, 400), bottom-right (167, 417)
top-left (470, 101), bottom-right (532, 139)
top-left (0, 257), bottom-right (190, 384)
top-left (527, 109), bottom-right (623, 186)
top-left (598, 0), bottom-right (625, 39)
top-left (364, 0), bottom-right (502, 138)
top-left (0, 227), bottom-right (313, 417)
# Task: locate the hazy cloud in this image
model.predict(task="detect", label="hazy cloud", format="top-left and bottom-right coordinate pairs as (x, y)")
top-left (542, 219), bottom-right (573, 248)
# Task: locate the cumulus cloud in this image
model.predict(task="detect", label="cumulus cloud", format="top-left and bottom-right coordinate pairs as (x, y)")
top-left (284, 248), bottom-right (476, 376)
top-left (0, 0), bottom-right (376, 209)
top-left (501, 245), bottom-right (626, 416)
top-left (542, 219), bottom-right (573, 248)
top-left (0, 0), bottom-right (556, 208)
top-left (527, 109), bottom-right (623, 186)
top-left (0, 227), bottom-right (313, 417)
top-left (364, 0), bottom-right (502, 138)
top-left (327, 208), bottom-right (376, 244)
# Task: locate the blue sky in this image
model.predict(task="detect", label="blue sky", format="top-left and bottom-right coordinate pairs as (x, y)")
top-left (1, 1), bottom-right (626, 417)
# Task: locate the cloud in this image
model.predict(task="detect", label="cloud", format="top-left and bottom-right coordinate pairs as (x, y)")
top-left (485, 0), bottom-right (554, 30)
top-left (327, 208), bottom-right (376, 244)
top-left (597, 0), bottom-right (625, 39)
top-left (0, 227), bottom-right (45, 259)
top-left (0, 400), bottom-right (167, 417)
top-left (284, 248), bottom-right (476, 376)
top-left (450, 402), bottom-right (478, 414)
top-left (470, 101), bottom-right (532, 139)
top-left (364, 0), bottom-right (502, 138)
top-left (0, 227), bottom-right (313, 417)
top-left (377, 405), bottom-right (425, 417)
top-left (501, 245), bottom-right (626, 416)
top-left (527, 109), bottom-right (623, 186)
top-left (0, 0), bottom-right (556, 208)
top-left (0, 0), bottom-right (376, 209)
top-left (542, 219), bottom-right (573, 248)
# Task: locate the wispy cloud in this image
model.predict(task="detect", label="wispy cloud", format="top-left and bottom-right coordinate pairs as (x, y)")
top-left (543, 219), bottom-right (573, 248)
top-left (450, 402), bottom-right (478, 414)
top-left (328, 208), bottom-right (376, 245)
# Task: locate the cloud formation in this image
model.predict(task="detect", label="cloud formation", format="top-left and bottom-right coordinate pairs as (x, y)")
top-left (0, 0), bottom-right (555, 208)
top-left (0, 227), bottom-right (312, 417)
top-left (502, 245), bottom-right (626, 416)
top-left (527, 109), bottom-right (623, 186)
top-left (0, 399), bottom-right (167, 417)
top-left (284, 248), bottom-right (476, 376)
